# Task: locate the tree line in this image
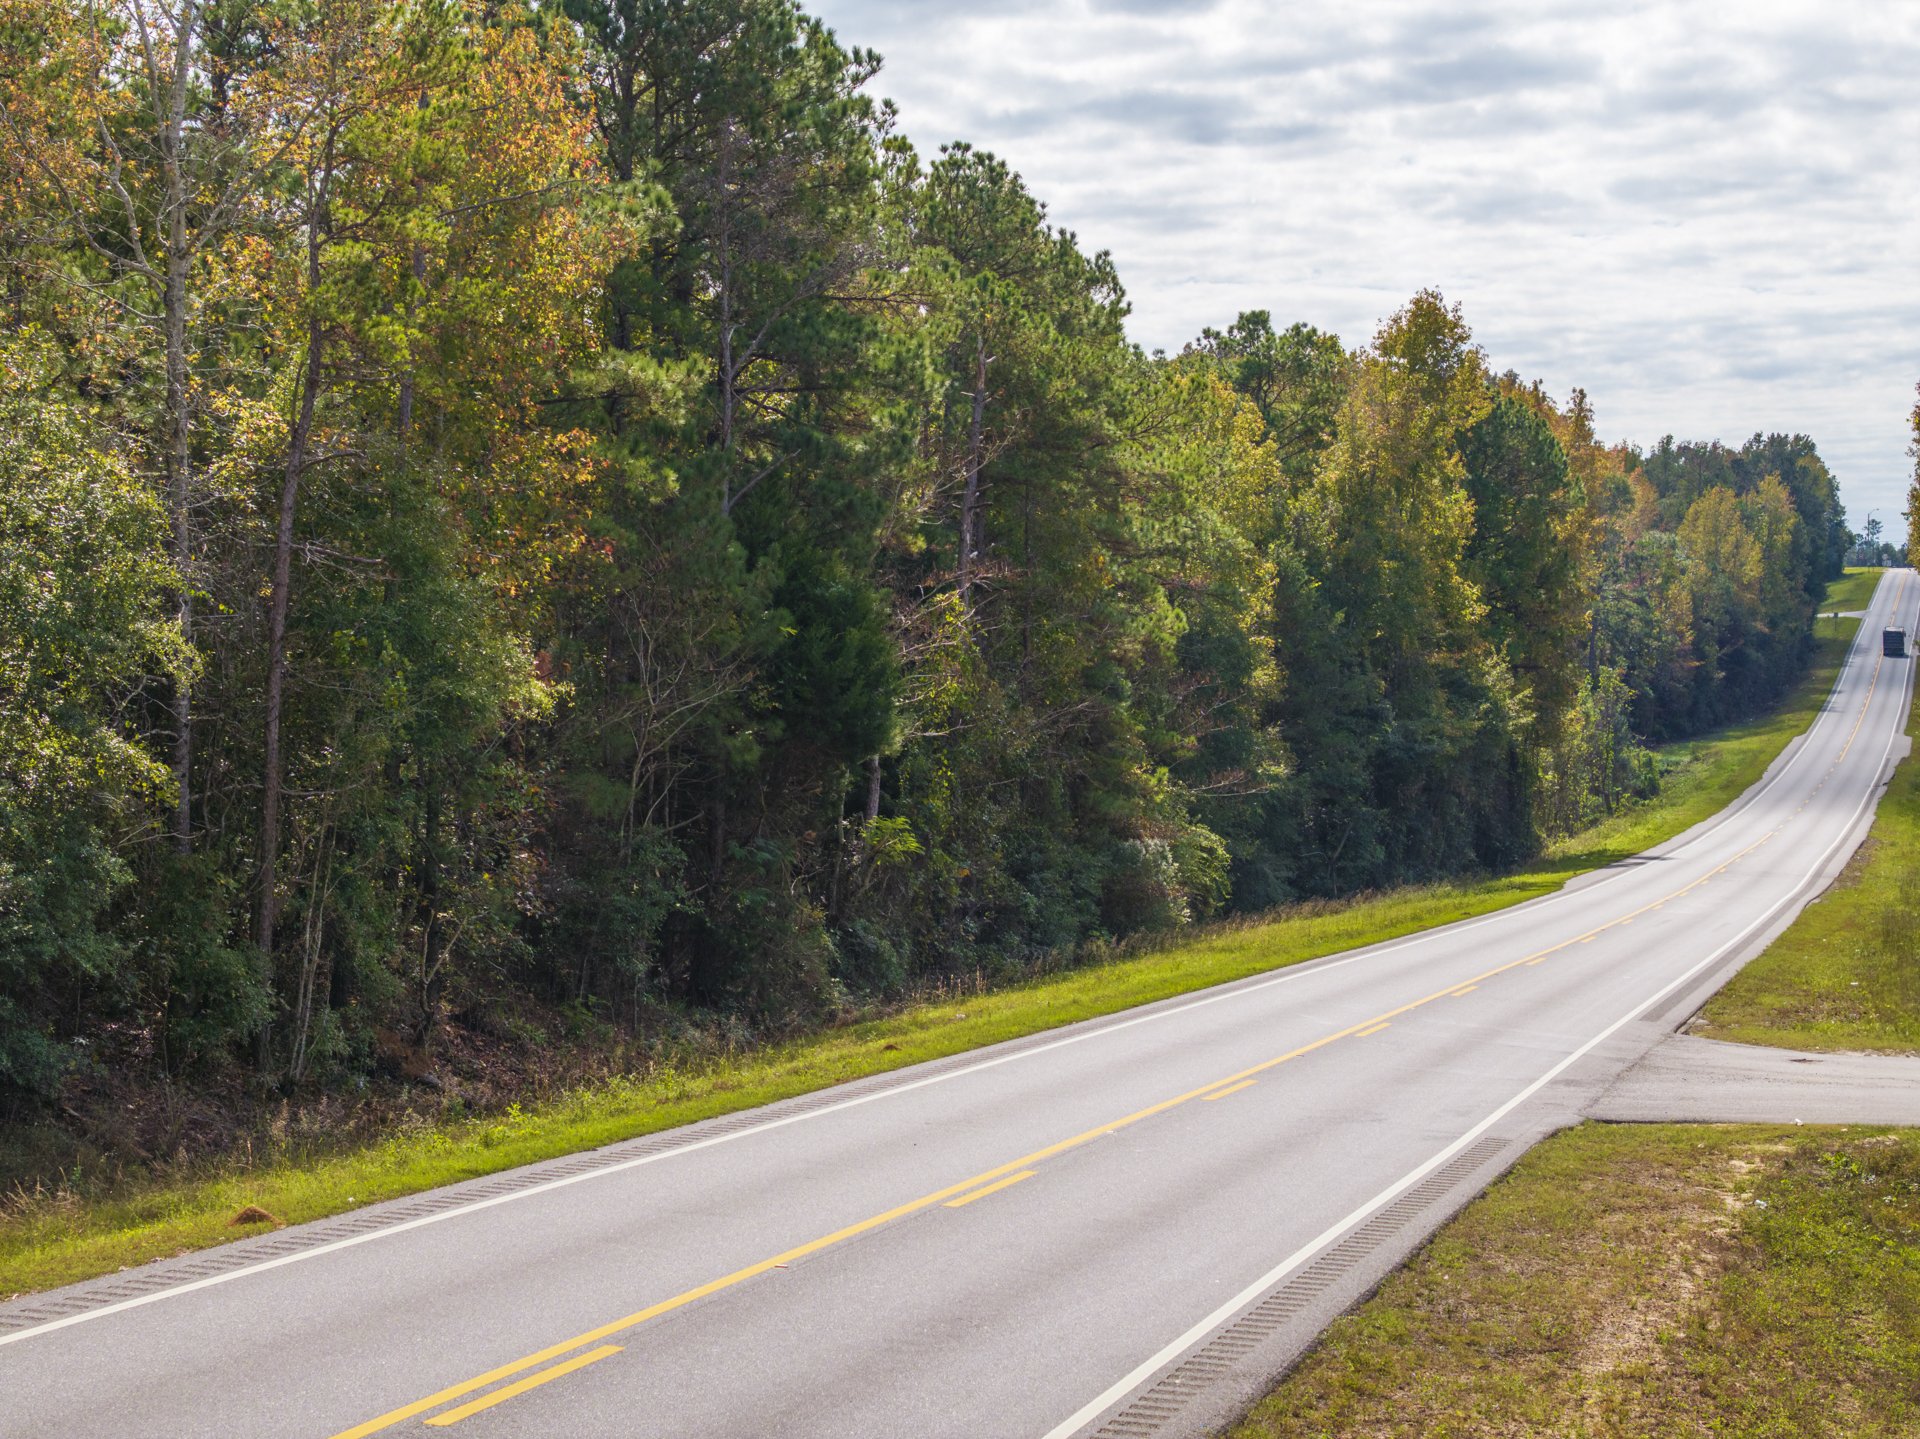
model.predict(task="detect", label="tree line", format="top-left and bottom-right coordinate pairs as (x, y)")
top-left (0, 0), bottom-right (1848, 1107)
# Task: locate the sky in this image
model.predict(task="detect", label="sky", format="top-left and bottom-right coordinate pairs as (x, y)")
top-left (808, 0), bottom-right (1920, 539)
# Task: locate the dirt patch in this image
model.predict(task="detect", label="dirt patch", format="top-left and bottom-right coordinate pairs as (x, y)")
top-left (1573, 1245), bottom-right (1703, 1379)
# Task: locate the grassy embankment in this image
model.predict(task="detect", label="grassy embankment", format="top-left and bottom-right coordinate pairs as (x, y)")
top-left (1229, 1123), bottom-right (1920, 1439)
top-left (1816, 562), bottom-right (1887, 616)
top-left (1698, 568), bottom-right (1920, 1053)
top-left (0, 578), bottom-right (1878, 1298)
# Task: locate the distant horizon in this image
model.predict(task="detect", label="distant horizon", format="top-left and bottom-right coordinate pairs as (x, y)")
top-left (811, 0), bottom-right (1919, 541)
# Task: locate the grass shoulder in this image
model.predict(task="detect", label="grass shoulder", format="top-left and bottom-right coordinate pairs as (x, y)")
top-left (1697, 632), bottom-right (1920, 1054)
top-left (1820, 564), bottom-right (1885, 615)
top-left (1228, 1122), bottom-right (1920, 1439)
top-left (0, 612), bottom-right (1868, 1298)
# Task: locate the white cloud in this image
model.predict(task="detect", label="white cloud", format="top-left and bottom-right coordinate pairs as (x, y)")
top-left (814, 0), bottom-right (1920, 534)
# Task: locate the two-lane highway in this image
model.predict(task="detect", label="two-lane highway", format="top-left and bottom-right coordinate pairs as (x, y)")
top-left (3, 572), bottom-right (1914, 1439)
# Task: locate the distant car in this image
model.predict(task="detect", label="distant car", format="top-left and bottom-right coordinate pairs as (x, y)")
top-left (1885, 627), bottom-right (1907, 658)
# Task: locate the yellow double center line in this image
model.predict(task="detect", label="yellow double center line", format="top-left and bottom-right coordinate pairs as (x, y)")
top-left (331, 839), bottom-right (1788, 1436)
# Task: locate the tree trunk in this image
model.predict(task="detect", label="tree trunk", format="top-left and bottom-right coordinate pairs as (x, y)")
top-left (397, 91), bottom-right (428, 443)
top-left (164, 215), bottom-right (194, 851)
top-left (257, 296), bottom-right (325, 1067)
top-left (416, 779), bottom-right (444, 1043)
top-left (288, 825), bottom-right (334, 1083)
top-left (707, 789), bottom-right (727, 887)
top-left (396, 368), bottom-right (414, 440)
top-left (958, 336), bottom-right (988, 606)
top-left (158, 9), bottom-right (199, 852)
top-left (716, 119), bottom-right (737, 480)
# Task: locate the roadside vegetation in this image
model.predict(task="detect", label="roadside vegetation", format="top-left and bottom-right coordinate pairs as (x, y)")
top-left (1545, 605), bottom-right (1864, 873)
top-left (1, 1), bottom-right (1849, 1178)
top-left (1699, 603), bottom-right (1920, 1055)
top-left (1229, 1123), bottom-right (1920, 1439)
top-left (0, 604), bottom-right (1870, 1297)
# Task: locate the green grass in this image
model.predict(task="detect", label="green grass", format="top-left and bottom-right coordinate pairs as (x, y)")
top-left (1228, 1123), bottom-right (1920, 1439)
top-left (0, 591), bottom-right (1875, 1299)
top-left (1820, 565), bottom-right (1886, 615)
top-left (1699, 631), bottom-right (1920, 1054)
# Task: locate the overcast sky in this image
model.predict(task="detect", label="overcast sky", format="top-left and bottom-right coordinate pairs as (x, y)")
top-left (810, 0), bottom-right (1919, 538)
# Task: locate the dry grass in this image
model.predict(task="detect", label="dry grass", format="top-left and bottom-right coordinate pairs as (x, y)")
top-left (1230, 1124), bottom-right (1920, 1439)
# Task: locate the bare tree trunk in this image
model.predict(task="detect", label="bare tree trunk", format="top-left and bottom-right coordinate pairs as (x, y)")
top-left (257, 282), bottom-right (326, 1068)
top-left (958, 336), bottom-right (988, 607)
top-left (864, 754), bottom-right (882, 823)
top-left (257, 99), bottom-right (345, 1066)
top-left (708, 789), bottom-right (727, 887)
top-left (288, 824), bottom-right (334, 1083)
top-left (716, 120), bottom-right (737, 493)
top-left (164, 204), bottom-right (194, 850)
top-left (397, 91), bottom-right (429, 443)
top-left (416, 779), bottom-right (444, 1044)
top-left (396, 366), bottom-right (415, 439)
top-left (1021, 467), bottom-right (1035, 688)
top-left (155, 3), bottom-right (202, 852)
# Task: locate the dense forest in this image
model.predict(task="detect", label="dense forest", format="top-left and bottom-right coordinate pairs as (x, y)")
top-left (0, 0), bottom-right (1849, 1119)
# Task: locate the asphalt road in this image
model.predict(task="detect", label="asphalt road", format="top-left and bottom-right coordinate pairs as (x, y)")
top-left (1592, 1032), bottom-right (1920, 1125)
top-left (3, 572), bottom-right (1915, 1439)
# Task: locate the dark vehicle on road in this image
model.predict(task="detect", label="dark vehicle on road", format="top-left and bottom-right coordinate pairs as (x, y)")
top-left (1885, 627), bottom-right (1907, 657)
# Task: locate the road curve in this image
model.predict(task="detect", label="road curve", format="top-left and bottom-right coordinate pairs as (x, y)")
top-left (3, 572), bottom-right (1914, 1439)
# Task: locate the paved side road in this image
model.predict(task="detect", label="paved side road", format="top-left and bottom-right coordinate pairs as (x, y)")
top-left (1591, 1033), bottom-right (1920, 1125)
top-left (1, 571), bottom-right (1915, 1439)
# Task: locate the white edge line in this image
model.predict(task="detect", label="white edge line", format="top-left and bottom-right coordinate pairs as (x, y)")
top-left (1038, 648), bottom-right (1910, 1439)
top-left (0, 576), bottom-right (1903, 1352)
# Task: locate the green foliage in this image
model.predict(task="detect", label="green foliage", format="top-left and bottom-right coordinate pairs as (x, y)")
top-left (1604, 433), bottom-right (1837, 736)
top-left (0, 336), bottom-right (185, 810)
top-left (1459, 391), bottom-right (1584, 742)
top-left (0, 0), bottom-right (1849, 1125)
top-left (0, 334), bottom-right (188, 1104)
top-left (128, 854), bottom-right (270, 1077)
